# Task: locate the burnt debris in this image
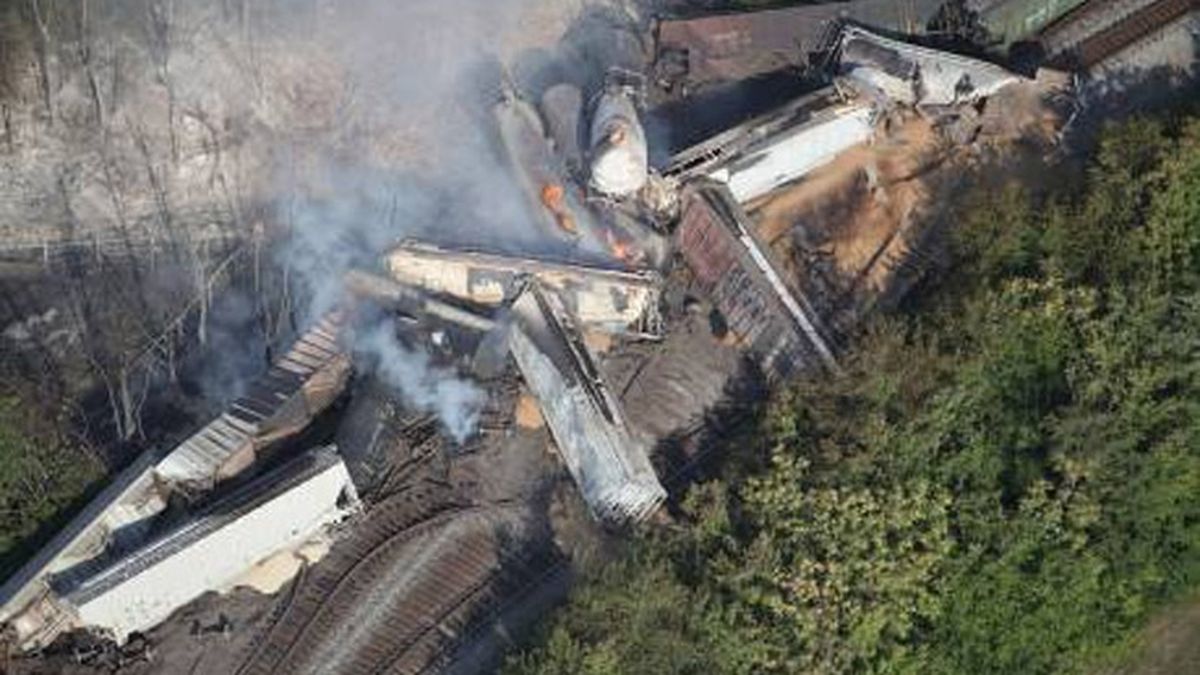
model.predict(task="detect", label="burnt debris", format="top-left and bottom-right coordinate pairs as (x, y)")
top-left (4, 3), bottom-right (1134, 667)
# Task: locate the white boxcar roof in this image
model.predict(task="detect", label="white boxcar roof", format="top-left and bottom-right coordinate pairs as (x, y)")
top-left (65, 448), bottom-right (356, 643)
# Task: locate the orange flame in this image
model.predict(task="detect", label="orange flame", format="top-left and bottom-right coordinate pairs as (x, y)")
top-left (605, 228), bottom-right (634, 263)
top-left (540, 183), bottom-right (578, 235)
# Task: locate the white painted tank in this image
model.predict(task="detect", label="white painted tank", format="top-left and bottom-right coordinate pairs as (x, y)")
top-left (588, 90), bottom-right (649, 198)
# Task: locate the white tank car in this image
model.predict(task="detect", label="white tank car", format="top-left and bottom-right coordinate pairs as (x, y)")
top-left (588, 88), bottom-right (649, 198)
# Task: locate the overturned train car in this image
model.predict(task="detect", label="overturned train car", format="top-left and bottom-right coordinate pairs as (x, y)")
top-left (676, 182), bottom-right (840, 383)
top-left (385, 241), bottom-right (663, 337)
top-left (0, 315), bottom-right (352, 649)
top-left (509, 284), bottom-right (666, 523)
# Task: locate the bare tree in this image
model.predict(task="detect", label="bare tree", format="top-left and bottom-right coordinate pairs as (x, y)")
top-left (147, 0), bottom-right (178, 163)
top-left (77, 0), bottom-right (105, 128)
top-left (27, 0), bottom-right (55, 125)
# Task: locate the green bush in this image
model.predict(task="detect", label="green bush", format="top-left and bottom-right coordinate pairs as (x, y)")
top-left (0, 395), bottom-right (104, 577)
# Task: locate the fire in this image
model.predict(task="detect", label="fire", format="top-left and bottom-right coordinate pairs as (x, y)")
top-left (540, 183), bottom-right (578, 235)
top-left (605, 228), bottom-right (635, 263)
top-left (608, 122), bottom-right (629, 147)
top-left (540, 182), bottom-right (564, 208)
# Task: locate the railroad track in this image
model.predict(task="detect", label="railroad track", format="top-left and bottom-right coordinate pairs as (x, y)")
top-left (278, 511), bottom-right (494, 675)
top-left (422, 550), bottom-right (571, 675)
top-left (234, 484), bottom-right (460, 675)
top-left (235, 493), bottom-right (537, 675)
top-left (1069, 0), bottom-right (1198, 67)
top-left (371, 534), bottom-right (560, 675)
top-left (370, 421), bottom-right (449, 503)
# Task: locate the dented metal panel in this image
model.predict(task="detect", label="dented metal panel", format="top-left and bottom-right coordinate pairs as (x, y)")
top-left (665, 86), bottom-right (843, 180)
top-left (665, 84), bottom-right (874, 204)
top-left (156, 312), bottom-right (348, 487)
top-left (710, 104), bottom-right (874, 203)
top-left (509, 285), bottom-right (665, 524)
top-left (837, 25), bottom-right (1025, 106)
top-left (654, 0), bottom-right (945, 87)
top-left (65, 448), bottom-right (358, 644)
top-left (385, 241), bottom-right (662, 335)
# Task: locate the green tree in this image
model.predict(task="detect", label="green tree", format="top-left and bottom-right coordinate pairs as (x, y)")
top-left (724, 453), bottom-right (952, 674)
top-left (508, 113), bottom-right (1200, 675)
top-left (0, 395), bottom-right (104, 575)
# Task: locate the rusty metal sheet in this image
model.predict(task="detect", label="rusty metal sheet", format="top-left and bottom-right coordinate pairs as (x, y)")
top-left (676, 183), bottom-right (837, 381)
top-left (655, 0), bottom-right (945, 86)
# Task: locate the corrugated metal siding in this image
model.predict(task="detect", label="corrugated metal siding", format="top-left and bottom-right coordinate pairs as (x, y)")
top-left (676, 184), bottom-right (834, 382)
top-left (655, 0), bottom-right (946, 86)
top-left (156, 311), bottom-right (347, 486)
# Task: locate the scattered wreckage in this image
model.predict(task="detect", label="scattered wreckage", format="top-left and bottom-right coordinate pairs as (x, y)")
top-left (347, 264), bottom-right (668, 524)
top-left (0, 316), bottom-right (358, 650)
top-left (652, 0), bottom-right (946, 92)
top-left (0, 13), bottom-right (1078, 653)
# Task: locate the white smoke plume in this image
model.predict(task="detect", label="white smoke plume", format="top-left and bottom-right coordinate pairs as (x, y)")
top-left (275, 164), bottom-right (493, 441)
top-left (356, 322), bottom-right (486, 443)
top-left (267, 0), bottom-right (578, 441)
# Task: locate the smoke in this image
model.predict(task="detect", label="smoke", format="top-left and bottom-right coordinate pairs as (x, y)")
top-left (356, 323), bottom-right (486, 443)
top-left (192, 289), bottom-right (267, 407)
top-left (274, 163), bottom-right (494, 441)
top-left (266, 0), bottom-right (574, 441)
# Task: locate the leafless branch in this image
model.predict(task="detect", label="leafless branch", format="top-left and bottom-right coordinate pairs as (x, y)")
top-left (28, 0), bottom-right (55, 125)
top-left (77, 0), bottom-right (105, 128)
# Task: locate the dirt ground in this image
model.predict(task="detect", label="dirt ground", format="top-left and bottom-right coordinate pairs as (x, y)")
top-left (1100, 596), bottom-right (1200, 675)
top-left (740, 68), bottom-right (1071, 329)
top-left (750, 115), bottom-right (945, 298)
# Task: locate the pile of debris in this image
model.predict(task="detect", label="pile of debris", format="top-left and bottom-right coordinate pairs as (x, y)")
top-left (0, 11), bottom-right (1075, 662)
top-left (0, 315), bottom-right (358, 650)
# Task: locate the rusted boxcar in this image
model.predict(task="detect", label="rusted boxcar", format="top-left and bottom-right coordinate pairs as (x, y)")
top-left (653, 0), bottom-right (945, 90)
top-left (675, 182), bottom-right (838, 382)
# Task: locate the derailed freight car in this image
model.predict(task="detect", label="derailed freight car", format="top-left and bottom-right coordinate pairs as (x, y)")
top-left (0, 314), bottom-right (351, 650)
top-left (652, 0), bottom-right (947, 91)
top-left (509, 283), bottom-right (666, 524)
top-left (675, 181), bottom-right (839, 382)
top-left (383, 241), bottom-right (663, 337)
top-left (59, 448), bottom-right (357, 645)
